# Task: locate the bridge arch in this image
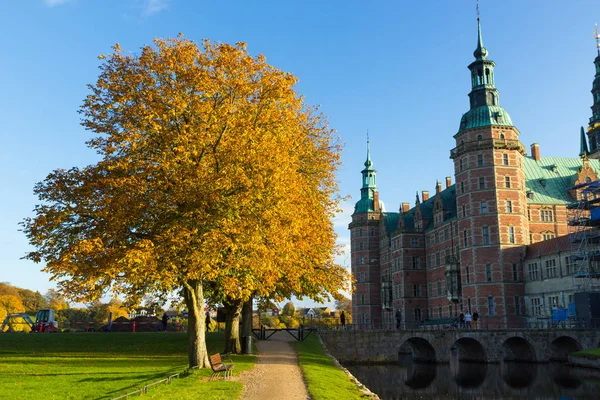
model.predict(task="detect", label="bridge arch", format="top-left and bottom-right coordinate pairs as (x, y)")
top-left (399, 337), bottom-right (436, 363)
top-left (500, 336), bottom-right (536, 362)
top-left (451, 337), bottom-right (487, 362)
top-left (550, 336), bottom-right (582, 361)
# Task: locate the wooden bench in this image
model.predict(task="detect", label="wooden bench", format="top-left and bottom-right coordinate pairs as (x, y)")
top-left (209, 353), bottom-right (234, 380)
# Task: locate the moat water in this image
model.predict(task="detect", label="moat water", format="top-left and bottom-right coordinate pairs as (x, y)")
top-left (345, 356), bottom-right (600, 399)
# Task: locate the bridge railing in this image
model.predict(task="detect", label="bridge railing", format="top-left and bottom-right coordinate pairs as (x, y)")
top-left (320, 317), bottom-right (600, 331)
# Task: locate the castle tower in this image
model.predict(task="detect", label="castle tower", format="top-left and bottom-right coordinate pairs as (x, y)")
top-left (450, 18), bottom-right (528, 326)
top-left (349, 139), bottom-right (382, 327)
top-left (585, 37), bottom-right (600, 156)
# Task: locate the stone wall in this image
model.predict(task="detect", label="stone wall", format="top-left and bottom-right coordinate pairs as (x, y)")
top-left (320, 329), bottom-right (600, 364)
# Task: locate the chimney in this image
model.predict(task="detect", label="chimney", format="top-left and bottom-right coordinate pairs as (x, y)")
top-left (436, 181), bottom-right (442, 194)
top-left (446, 176), bottom-right (452, 188)
top-left (422, 190), bottom-right (429, 201)
top-left (531, 143), bottom-right (540, 161)
top-left (401, 202), bottom-right (410, 213)
top-left (373, 191), bottom-right (380, 212)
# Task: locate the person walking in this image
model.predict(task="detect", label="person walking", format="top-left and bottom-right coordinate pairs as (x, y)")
top-left (472, 310), bottom-right (479, 329)
top-left (339, 311), bottom-right (346, 329)
top-left (459, 312), bottom-right (465, 329)
top-left (161, 312), bottom-right (169, 332)
top-left (465, 312), bottom-right (472, 329)
top-left (205, 312), bottom-right (211, 332)
top-left (395, 310), bottom-right (402, 330)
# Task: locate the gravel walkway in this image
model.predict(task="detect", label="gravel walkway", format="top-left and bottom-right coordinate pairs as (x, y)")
top-left (239, 332), bottom-right (310, 400)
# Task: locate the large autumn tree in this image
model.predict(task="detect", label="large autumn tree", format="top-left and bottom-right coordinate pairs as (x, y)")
top-left (23, 37), bottom-right (349, 368)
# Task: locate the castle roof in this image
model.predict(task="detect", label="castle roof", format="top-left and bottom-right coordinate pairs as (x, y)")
top-left (523, 156), bottom-right (600, 204)
top-left (397, 185), bottom-right (457, 233)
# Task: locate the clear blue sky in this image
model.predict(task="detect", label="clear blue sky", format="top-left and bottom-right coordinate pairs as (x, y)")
top-left (1, 1), bottom-right (599, 307)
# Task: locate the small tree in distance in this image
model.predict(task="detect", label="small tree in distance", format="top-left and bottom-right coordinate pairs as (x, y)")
top-left (282, 302), bottom-right (295, 317)
top-left (23, 36), bottom-right (349, 368)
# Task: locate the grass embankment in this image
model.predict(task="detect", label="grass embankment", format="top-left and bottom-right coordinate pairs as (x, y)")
top-left (572, 348), bottom-right (600, 358)
top-left (291, 334), bottom-right (367, 400)
top-left (0, 332), bottom-right (256, 399)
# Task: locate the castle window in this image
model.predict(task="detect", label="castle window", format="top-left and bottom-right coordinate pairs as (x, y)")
top-left (481, 201), bottom-right (488, 214)
top-left (412, 256), bottom-right (420, 269)
top-left (463, 230), bottom-right (468, 247)
top-left (506, 200), bottom-right (513, 213)
top-left (515, 296), bottom-right (521, 315)
top-left (437, 281), bottom-right (442, 296)
top-left (462, 205), bottom-right (467, 218)
top-left (359, 228), bottom-right (363, 236)
top-left (505, 176), bottom-right (511, 188)
top-left (411, 238), bottom-right (419, 247)
top-left (360, 271), bottom-right (365, 282)
top-left (477, 154), bottom-right (483, 166)
top-left (414, 308), bottom-right (422, 322)
top-left (541, 209), bottom-right (553, 222)
top-left (467, 298), bottom-right (472, 314)
top-left (545, 259), bottom-right (557, 278)
top-left (435, 252), bottom-right (441, 266)
top-left (543, 232), bottom-right (555, 241)
top-left (512, 263), bottom-right (519, 281)
top-left (360, 242), bottom-right (364, 250)
top-left (361, 294), bottom-right (365, 305)
top-left (438, 305), bottom-right (443, 317)
top-left (486, 263), bottom-right (492, 281)
top-left (500, 133), bottom-right (505, 139)
top-left (413, 284), bottom-right (421, 297)
top-left (435, 231), bottom-right (439, 244)
top-left (482, 226), bottom-right (490, 245)
top-left (503, 153), bottom-right (509, 165)
top-left (465, 265), bottom-right (470, 283)
top-left (360, 257), bottom-right (365, 265)
top-left (461, 181), bottom-right (465, 194)
top-left (477, 134), bottom-right (483, 141)
top-left (488, 296), bottom-right (495, 316)
top-left (531, 297), bottom-right (542, 316)
top-left (479, 177), bottom-right (485, 189)
top-left (528, 263), bottom-right (539, 280)
top-left (459, 159), bottom-right (463, 171)
top-left (508, 226), bottom-right (515, 243)
top-left (491, 93), bottom-right (497, 105)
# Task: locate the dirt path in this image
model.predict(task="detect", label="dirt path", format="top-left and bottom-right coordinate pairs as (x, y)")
top-left (238, 332), bottom-right (309, 400)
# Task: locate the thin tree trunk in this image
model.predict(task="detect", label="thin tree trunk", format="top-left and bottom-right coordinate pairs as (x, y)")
top-left (223, 300), bottom-right (243, 354)
top-left (241, 296), bottom-right (253, 354)
top-left (184, 279), bottom-right (210, 368)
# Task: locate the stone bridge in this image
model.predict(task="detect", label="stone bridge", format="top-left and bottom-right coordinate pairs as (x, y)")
top-left (319, 329), bottom-right (600, 363)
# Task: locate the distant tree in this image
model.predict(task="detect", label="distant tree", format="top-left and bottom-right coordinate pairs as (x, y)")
top-left (0, 283), bottom-right (20, 298)
top-left (45, 289), bottom-right (69, 311)
top-left (335, 297), bottom-right (352, 313)
top-left (282, 302), bottom-right (295, 317)
top-left (0, 295), bottom-right (25, 327)
top-left (17, 288), bottom-right (48, 313)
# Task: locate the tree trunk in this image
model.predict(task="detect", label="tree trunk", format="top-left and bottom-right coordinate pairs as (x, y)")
top-left (241, 296), bottom-right (253, 354)
top-left (184, 280), bottom-right (210, 368)
top-left (223, 300), bottom-right (243, 354)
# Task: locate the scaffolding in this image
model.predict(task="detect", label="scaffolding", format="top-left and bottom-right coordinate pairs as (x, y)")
top-left (567, 180), bottom-right (600, 292)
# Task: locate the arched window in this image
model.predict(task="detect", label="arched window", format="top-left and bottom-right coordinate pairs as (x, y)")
top-left (500, 133), bottom-right (505, 139)
top-left (485, 68), bottom-right (490, 84)
top-left (491, 93), bottom-right (497, 105)
top-left (477, 134), bottom-right (483, 141)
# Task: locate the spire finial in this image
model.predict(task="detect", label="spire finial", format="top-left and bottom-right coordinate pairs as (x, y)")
top-left (364, 130), bottom-right (373, 168)
top-left (474, 0), bottom-right (488, 60)
top-left (594, 23), bottom-right (600, 56)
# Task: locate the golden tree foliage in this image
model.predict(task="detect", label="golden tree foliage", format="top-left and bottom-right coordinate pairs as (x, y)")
top-left (0, 295), bottom-right (25, 328)
top-left (23, 37), bottom-right (348, 367)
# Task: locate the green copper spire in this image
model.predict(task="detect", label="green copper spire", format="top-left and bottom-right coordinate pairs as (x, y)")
top-left (456, 16), bottom-right (514, 134)
top-left (586, 29), bottom-right (600, 156)
top-left (580, 126), bottom-right (589, 157)
top-left (474, 18), bottom-right (488, 60)
top-left (364, 136), bottom-right (373, 168)
top-left (354, 137), bottom-right (378, 213)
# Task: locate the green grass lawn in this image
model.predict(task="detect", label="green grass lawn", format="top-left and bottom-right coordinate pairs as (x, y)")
top-left (0, 332), bottom-right (256, 399)
top-left (573, 348), bottom-right (600, 358)
top-left (291, 334), bottom-right (367, 400)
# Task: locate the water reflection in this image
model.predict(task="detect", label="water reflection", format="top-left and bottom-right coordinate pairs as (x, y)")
top-left (345, 358), bottom-right (600, 399)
